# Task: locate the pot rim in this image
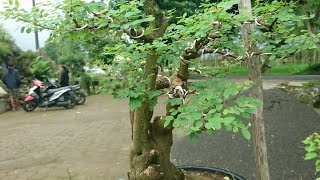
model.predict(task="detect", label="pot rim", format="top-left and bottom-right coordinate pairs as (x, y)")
top-left (177, 165), bottom-right (246, 180)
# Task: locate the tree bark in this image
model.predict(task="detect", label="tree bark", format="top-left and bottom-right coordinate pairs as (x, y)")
top-left (127, 1), bottom-right (184, 178)
top-left (128, 51), bottom-right (183, 180)
top-left (239, 1), bottom-right (271, 180)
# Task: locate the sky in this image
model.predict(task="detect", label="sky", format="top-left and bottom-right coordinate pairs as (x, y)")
top-left (0, 0), bottom-right (51, 51)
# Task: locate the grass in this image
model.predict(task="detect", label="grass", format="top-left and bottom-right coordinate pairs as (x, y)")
top-left (227, 64), bottom-right (310, 76)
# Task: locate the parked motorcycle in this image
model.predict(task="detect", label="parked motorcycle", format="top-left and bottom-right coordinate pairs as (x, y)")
top-left (47, 79), bottom-right (86, 105)
top-left (22, 79), bottom-right (76, 112)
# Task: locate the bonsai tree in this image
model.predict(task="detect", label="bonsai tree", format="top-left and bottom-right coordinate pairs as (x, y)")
top-left (2, 0), bottom-right (319, 179)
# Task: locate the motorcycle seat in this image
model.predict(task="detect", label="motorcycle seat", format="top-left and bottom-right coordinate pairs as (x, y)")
top-left (47, 87), bottom-right (70, 94)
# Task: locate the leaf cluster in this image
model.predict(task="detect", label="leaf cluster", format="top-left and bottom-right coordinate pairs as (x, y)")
top-left (164, 79), bottom-right (260, 140)
top-left (303, 133), bottom-right (320, 174)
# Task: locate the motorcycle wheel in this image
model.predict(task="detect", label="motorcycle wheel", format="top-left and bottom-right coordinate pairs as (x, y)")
top-left (65, 95), bottom-right (76, 109)
top-left (23, 100), bottom-right (38, 112)
top-left (75, 92), bottom-right (86, 105)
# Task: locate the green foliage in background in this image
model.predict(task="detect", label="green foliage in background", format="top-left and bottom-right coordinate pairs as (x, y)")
top-left (44, 40), bottom-right (86, 78)
top-left (30, 57), bottom-right (53, 81)
top-left (0, 25), bottom-right (17, 57)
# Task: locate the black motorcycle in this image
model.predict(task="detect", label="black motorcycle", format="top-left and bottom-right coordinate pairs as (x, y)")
top-left (47, 79), bottom-right (86, 105)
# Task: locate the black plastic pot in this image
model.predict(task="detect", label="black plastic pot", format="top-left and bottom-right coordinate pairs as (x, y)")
top-left (177, 165), bottom-right (246, 180)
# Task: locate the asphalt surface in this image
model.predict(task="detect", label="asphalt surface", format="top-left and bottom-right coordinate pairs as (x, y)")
top-left (171, 89), bottom-right (320, 180)
top-left (227, 75), bottom-right (320, 81)
top-left (189, 75), bottom-right (320, 81)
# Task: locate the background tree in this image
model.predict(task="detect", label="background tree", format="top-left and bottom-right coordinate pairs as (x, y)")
top-left (0, 25), bottom-right (19, 75)
top-left (44, 39), bottom-right (86, 83)
top-left (80, 33), bottom-right (118, 65)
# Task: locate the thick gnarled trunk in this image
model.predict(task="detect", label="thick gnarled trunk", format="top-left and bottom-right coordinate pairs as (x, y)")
top-left (128, 52), bottom-right (183, 180)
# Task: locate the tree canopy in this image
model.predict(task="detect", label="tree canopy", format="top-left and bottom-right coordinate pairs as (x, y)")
top-left (0, 25), bottom-right (18, 62)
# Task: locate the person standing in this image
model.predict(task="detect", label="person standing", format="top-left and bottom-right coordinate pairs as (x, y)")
top-left (59, 65), bottom-right (69, 87)
top-left (1, 62), bottom-right (21, 111)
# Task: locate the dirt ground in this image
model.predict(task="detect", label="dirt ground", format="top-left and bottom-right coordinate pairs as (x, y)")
top-left (0, 95), bottom-right (131, 180)
top-left (0, 80), bottom-right (320, 180)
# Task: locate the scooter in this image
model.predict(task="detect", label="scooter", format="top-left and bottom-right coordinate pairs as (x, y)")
top-left (22, 79), bottom-right (76, 112)
top-left (47, 79), bottom-right (86, 105)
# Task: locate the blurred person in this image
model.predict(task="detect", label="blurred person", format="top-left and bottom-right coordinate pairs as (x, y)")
top-left (2, 62), bottom-right (21, 111)
top-left (59, 65), bottom-right (69, 87)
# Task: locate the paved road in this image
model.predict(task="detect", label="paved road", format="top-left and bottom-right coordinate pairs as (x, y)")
top-left (227, 75), bottom-right (320, 81)
top-left (190, 75), bottom-right (320, 90)
top-left (172, 89), bottom-right (320, 180)
top-left (0, 95), bottom-right (131, 180)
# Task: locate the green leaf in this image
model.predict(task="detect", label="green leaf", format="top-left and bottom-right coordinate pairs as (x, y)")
top-left (172, 120), bottom-right (181, 127)
top-left (26, 28), bottom-right (32, 33)
top-left (225, 124), bottom-right (232, 132)
top-left (168, 98), bottom-right (183, 106)
top-left (15, 0), bottom-right (20, 7)
top-left (216, 104), bottom-right (223, 111)
top-left (316, 164), bottom-right (320, 173)
top-left (164, 116), bottom-right (174, 127)
top-left (305, 145), bottom-right (317, 153)
top-left (171, 110), bottom-right (178, 116)
top-left (309, 14), bottom-right (315, 19)
top-left (233, 126), bottom-right (239, 133)
top-left (191, 112), bottom-right (202, 121)
top-left (147, 90), bottom-right (161, 99)
top-left (269, 55), bottom-right (276, 61)
top-left (208, 109), bottom-right (217, 114)
top-left (213, 122), bottom-right (222, 130)
top-left (123, 16), bottom-right (155, 29)
top-left (305, 152), bottom-right (317, 160)
top-left (246, 107), bottom-right (256, 114)
top-left (205, 122), bottom-right (213, 129)
top-left (242, 113), bottom-right (251, 119)
top-left (223, 117), bottom-right (235, 124)
top-left (164, 119), bottom-right (170, 127)
top-left (195, 121), bottom-right (203, 128)
top-left (242, 128), bottom-right (251, 140)
top-left (189, 132), bottom-right (199, 140)
top-left (251, 100), bottom-right (262, 106)
top-left (149, 98), bottom-right (158, 111)
top-left (217, 0), bottom-right (240, 10)
top-left (20, 26), bottom-right (25, 33)
top-left (164, 116), bottom-right (174, 121)
top-left (190, 126), bottom-right (200, 131)
top-left (129, 91), bottom-right (140, 98)
top-left (129, 97), bottom-right (143, 111)
top-left (207, 129), bottom-right (215, 135)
